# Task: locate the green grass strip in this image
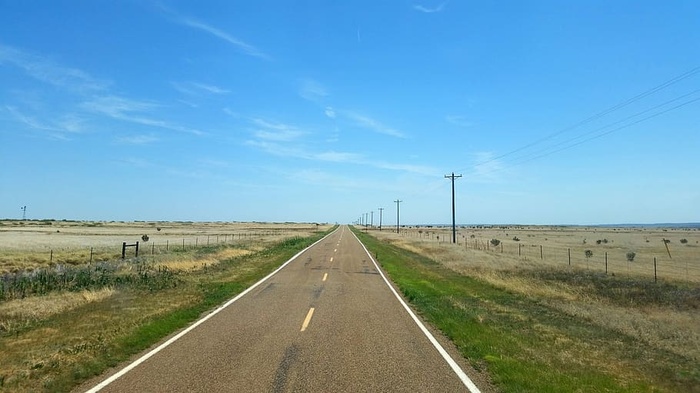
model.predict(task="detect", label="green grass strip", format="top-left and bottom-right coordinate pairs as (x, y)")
top-left (353, 228), bottom-right (690, 393)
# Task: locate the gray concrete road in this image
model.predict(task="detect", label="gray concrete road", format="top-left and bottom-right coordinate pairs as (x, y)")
top-left (84, 226), bottom-right (481, 392)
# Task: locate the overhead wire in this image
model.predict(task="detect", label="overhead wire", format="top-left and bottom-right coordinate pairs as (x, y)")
top-left (462, 65), bottom-right (700, 173)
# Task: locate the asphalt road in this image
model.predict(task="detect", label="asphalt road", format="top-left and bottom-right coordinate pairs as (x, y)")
top-left (84, 226), bottom-right (481, 392)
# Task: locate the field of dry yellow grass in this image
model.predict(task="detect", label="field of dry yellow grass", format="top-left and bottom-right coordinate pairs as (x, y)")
top-left (0, 220), bottom-right (324, 273)
top-left (377, 225), bottom-right (700, 282)
top-left (370, 225), bottom-right (700, 372)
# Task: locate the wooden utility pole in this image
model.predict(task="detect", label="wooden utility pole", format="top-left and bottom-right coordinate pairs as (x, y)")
top-left (394, 200), bottom-right (402, 233)
top-left (445, 173), bottom-right (462, 243)
top-left (378, 207), bottom-right (384, 231)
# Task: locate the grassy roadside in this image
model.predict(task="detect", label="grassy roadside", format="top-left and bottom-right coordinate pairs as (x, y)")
top-left (0, 227), bottom-right (335, 392)
top-left (353, 227), bottom-right (698, 393)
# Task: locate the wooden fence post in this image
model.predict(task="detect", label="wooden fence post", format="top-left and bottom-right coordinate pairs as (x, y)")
top-left (568, 248), bottom-right (571, 266)
top-left (605, 252), bottom-right (608, 274)
top-left (654, 257), bottom-right (657, 283)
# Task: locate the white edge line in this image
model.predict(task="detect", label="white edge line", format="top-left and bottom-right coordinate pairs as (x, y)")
top-left (86, 228), bottom-right (339, 393)
top-left (350, 228), bottom-right (481, 393)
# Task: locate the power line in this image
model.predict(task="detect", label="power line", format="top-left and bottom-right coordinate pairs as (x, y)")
top-left (460, 89), bottom-right (700, 181)
top-left (467, 65), bottom-right (700, 171)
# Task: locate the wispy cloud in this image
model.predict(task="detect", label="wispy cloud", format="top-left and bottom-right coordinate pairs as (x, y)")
top-left (345, 111), bottom-right (406, 138)
top-left (413, 1), bottom-right (449, 13)
top-left (82, 95), bottom-right (204, 135)
top-left (446, 115), bottom-right (473, 127)
top-left (158, 5), bottom-right (269, 60)
top-left (0, 44), bottom-right (109, 92)
top-left (251, 118), bottom-right (305, 142)
top-left (172, 81), bottom-right (230, 96)
top-left (299, 79), bottom-right (329, 102)
top-left (5, 105), bottom-right (84, 140)
top-left (115, 134), bottom-right (159, 145)
top-left (468, 151), bottom-right (506, 182)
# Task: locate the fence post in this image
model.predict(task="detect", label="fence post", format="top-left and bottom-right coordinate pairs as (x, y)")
top-left (568, 248), bottom-right (571, 266)
top-left (122, 242), bottom-right (126, 259)
top-left (50, 249), bottom-right (54, 263)
top-left (654, 257), bottom-right (657, 283)
top-left (605, 252), bottom-right (608, 274)
top-left (182, 238), bottom-right (185, 251)
top-left (166, 240), bottom-right (169, 251)
top-left (518, 243), bottom-right (521, 257)
top-left (540, 245), bottom-right (543, 260)
top-left (90, 247), bottom-right (93, 263)
top-left (152, 243), bottom-right (155, 255)
top-left (135, 241), bottom-right (139, 258)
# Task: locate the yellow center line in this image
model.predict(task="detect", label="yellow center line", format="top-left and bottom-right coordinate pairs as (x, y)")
top-left (300, 307), bottom-right (315, 332)
top-left (334, 248), bottom-right (337, 252)
top-left (330, 257), bottom-right (334, 262)
top-left (322, 273), bottom-right (328, 281)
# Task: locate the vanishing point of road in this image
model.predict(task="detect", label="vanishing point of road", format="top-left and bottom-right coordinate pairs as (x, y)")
top-left (83, 226), bottom-right (482, 392)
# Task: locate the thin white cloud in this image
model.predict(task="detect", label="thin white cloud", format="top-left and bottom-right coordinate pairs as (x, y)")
top-left (446, 115), bottom-right (473, 127)
top-left (5, 105), bottom-right (85, 140)
top-left (324, 107), bottom-right (336, 119)
top-left (299, 79), bottom-right (329, 102)
top-left (0, 44), bottom-right (109, 92)
top-left (413, 1), bottom-right (449, 13)
top-left (82, 95), bottom-right (204, 135)
top-left (174, 16), bottom-right (269, 59)
top-left (312, 151), bottom-right (362, 162)
top-left (468, 151), bottom-right (506, 182)
top-left (115, 134), bottom-right (159, 145)
top-left (345, 111), bottom-right (406, 138)
top-left (172, 81), bottom-right (230, 96)
top-left (250, 118), bottom-right (305, 142)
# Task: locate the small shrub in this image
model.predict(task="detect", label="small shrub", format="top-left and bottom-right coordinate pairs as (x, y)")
top-left (680, 239), bottom-right (688, 244)
top-left (626, 252), bottom-right (636, 262)
top-left (490, 239), bottom-right (501, 247)
top-left (512, 236), bottom-right (520, 242)
top-left (596, 240), bottom-right (602, 245)
top-left (141, 234), bottom-right (150, 242)
top-left (585, 250), bottom-right (593, 259)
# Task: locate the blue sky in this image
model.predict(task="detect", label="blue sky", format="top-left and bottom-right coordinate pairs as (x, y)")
top-left (1, 1), bottom-right (698, 225)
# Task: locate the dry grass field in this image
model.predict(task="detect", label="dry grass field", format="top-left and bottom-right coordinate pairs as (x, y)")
top-left (377, 225), bottom-right (700, 282)
top-left (369, 225), bottom-right (700, 381)
top-left (0, 220), bottom-right (326, 273)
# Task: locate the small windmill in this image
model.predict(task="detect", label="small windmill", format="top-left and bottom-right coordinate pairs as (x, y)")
top-left (21, 205), bottom-right (26, 220)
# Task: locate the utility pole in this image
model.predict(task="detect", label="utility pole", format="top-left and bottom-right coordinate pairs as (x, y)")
top-left (378, 207), bottom-right (384, 231)
top-left (445, 172), bottom-right (462, 243)
top-left (370, 211), bottom-right (374, 228)
top-left (394, 199), bottom-right (402, 233)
